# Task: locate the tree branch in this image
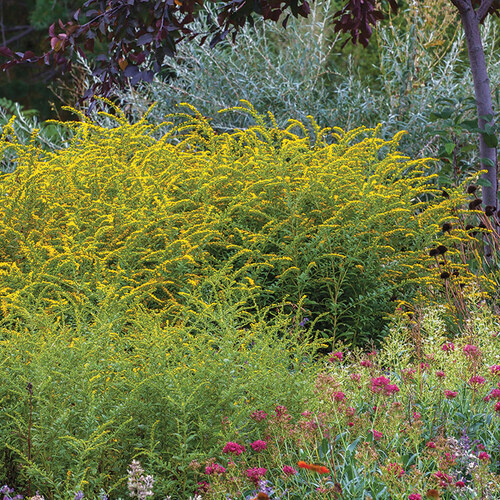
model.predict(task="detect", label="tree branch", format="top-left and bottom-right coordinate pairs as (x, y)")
top-left (477, 0), bottom-right (495, 21)
top-left (449, 0), bottom-right (470, 12)
top-left (3, 26), bottom-right (34, 46)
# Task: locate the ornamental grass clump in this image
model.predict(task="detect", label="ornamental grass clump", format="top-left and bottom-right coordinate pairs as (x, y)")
top-left (0, 99), bottom-right (482, 346)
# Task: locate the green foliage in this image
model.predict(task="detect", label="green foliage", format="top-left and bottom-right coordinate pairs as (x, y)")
top-left (0, 100), bottom-right (483, 346)
top-left (0, 275), bottom-right (324, 498)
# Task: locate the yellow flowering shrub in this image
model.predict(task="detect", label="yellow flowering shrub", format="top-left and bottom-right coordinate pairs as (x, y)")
top-left (0, 100), bottom-right (482, 345)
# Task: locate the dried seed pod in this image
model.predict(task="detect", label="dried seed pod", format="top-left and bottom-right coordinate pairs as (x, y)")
top-left (429, 248), bottom-right (439, 257)
top-left (442, 223), bottom-right (452, 233)
top-left (468, 199), bottom-right (482, 210)
top-left (485, 205), bottom-right (496, 216)
top-left (437, 245), bottom-right (448, 255)
top-left (440, 271), bottom-right (450, 279)
top-left (467, 185), bottom-right (477, 194)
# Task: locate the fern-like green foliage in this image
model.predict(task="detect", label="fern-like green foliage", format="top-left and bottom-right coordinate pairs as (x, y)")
top-left (0, 100), bottom-right (482, 345)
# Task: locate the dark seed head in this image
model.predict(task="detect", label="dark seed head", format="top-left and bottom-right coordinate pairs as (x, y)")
top-left (442, 223), bottom-right (452, 233)
top-left (468, 199), bottom-right (483, 210)
top-left (429, 248), bottom-right (439, 257)
top-left (440, 271), bottom-right (450, 279)
top-left (441, 190), bottom-right (450, 199)
top-left (452, 270), bottom-right (459, 276)
top-left (465, 224), bottom-right (475, 231)
top-left (467, 185), bottom-right (477, 194)
top-left (485, 205), bottom-right (496, 216)
top-left (478, 222), bottom-right (487, 229)
top-left (437, 245), bottom-right (448, 255)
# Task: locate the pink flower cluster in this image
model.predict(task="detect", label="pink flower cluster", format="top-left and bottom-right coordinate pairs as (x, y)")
top-left (442, 342), bottom-right (455, 352)
top-left (250, 440), bottom-right (268, 452)
top-left (490, 364), bottom-right (500, 375)
top-left (408, 494), bottom-right (422, 500)
top-left (370, 376), bottom-right (399, 396)
top-left (468, 375), bottom-right (485, 387)
top-left (360, 360), bottom-right (372, 368)
top-left (205, 463), bottom-right (226, 475)
top-left (333, 391), bottom-right (346, 402)
top-left (434, 471), bottom-right (453, 489)
top-left (245, 467), bottom-right (267, 485)
top-left (250, 410), bottom-right (268, 422)
top-left (282, 465), bottom-right (297, 476)
top-left (386, 462), bottom-right (405, 478)
top-left (444, 390), bottom-right (458, 399)
top-left (329, 351), bottom-right (343, 362)
top-left (478, 451), bottom-right (490, 461)
top-left (370, 430), bottom-right (383, 441)
top-left (222, 442), bottom-right (246, 455)
top-left (463, 344), bottom-right (481, 358)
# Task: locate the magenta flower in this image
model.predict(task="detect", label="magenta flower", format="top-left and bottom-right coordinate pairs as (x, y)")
top-left (463, 344), bottom-right (480, 357)
top-left (329, 351), bottom-right (343, 362)
top-left (444, 390), bottom-right (458, 399)
top-left (408, 494), bottom-right (422, 500)
top-left (489, 388), bottom-right (500, 399)
top-left (370, 430), bottom-right (383, 441)
top-left (205, 463), bottom-right (226, 475)
top-left (245, 467), bottom-right (267, 486)
top-left (442, 342), bottom-right (455, 352)
top-left (434, 471), bottom-right (453, 488)
top-left (386, 462), bottom-right (404, 478)
top-left (455, 481), bottom-right (465, 488)
top-left (350, 373), bottom-right (361, 382)
top-left (478, 451), bottom-right (490, 461)
top-left (346, 406), bottom-right (356, 417)
top-left (360, 360), bottom-right (372, 368)
top-left (333, 391), bottom-right (346, 402)
top-left (250, 410), bottom-right (268, 422)
top-left (468, 375), bottom-right (486, 387)
top-left (489, 365), bottom-right (500, 375)
top-left (495, 401), bottom-right (500, 412)
top-left (275, 406), bottom-right (288, 417)
top-left (282, 465), bottom-right (297, 476)
top-left (370, 376), bottom-right (399, 396)
top-left (427, 441), bottom-right (436, 449)
top-left (222, 442), bottom-right (246, 455)
top-left (250, 440), bottom-right (268, 452)
top-left (436, 370), bottom-right (446, 379)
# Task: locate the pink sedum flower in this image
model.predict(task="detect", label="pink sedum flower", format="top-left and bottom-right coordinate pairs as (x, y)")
top-left (444, 390), bottom-right (458, 399)
top-left (205, 463), bottom-right (226, 475)
top-left (442, 342), bottom-right (455, 352)
top-left (329, 351), bottom-right (343, 362)
top-left (222, 442), bottom-right (246, 455)
top-left (463, 344), bottom-right (480, 357)
top-left (468, 375), bottom-right (486, 386)
top-left (250, 410), bottom-right (268, 422)
top-left (455, 481), bottom-right (465, 488)
top-left (489, 364), bottom-right (500, 375)
top-left (408, 494), bottom-right (422, 500)
top-left (478, 451), bottom-right (490, 461)
top-left (250, 440), bottom-right (268, 452)
top-left (370, 430), bottom-right (383, 441)
top-left (282, 465), bottom-right (297, 476)
top-left (333, 391), bottom-right (346, 402)
top-left (245, 467), bottom-right (267, 486)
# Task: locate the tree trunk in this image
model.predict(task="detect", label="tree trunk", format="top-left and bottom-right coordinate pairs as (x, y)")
top-left (455, 1), bottom-right (498, 209)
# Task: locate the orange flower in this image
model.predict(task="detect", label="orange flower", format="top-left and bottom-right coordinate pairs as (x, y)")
top-left (250, 494), bottom-right (269, 500)
top-left (297, 461), bottom-right (330, 474)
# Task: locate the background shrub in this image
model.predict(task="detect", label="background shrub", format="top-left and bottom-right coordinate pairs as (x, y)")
top-left (0, 100), bottom-right (481, 346)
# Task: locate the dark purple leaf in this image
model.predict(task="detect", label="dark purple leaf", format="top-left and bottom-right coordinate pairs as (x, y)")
top-left (136, 32), bottom-right (154, 45)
